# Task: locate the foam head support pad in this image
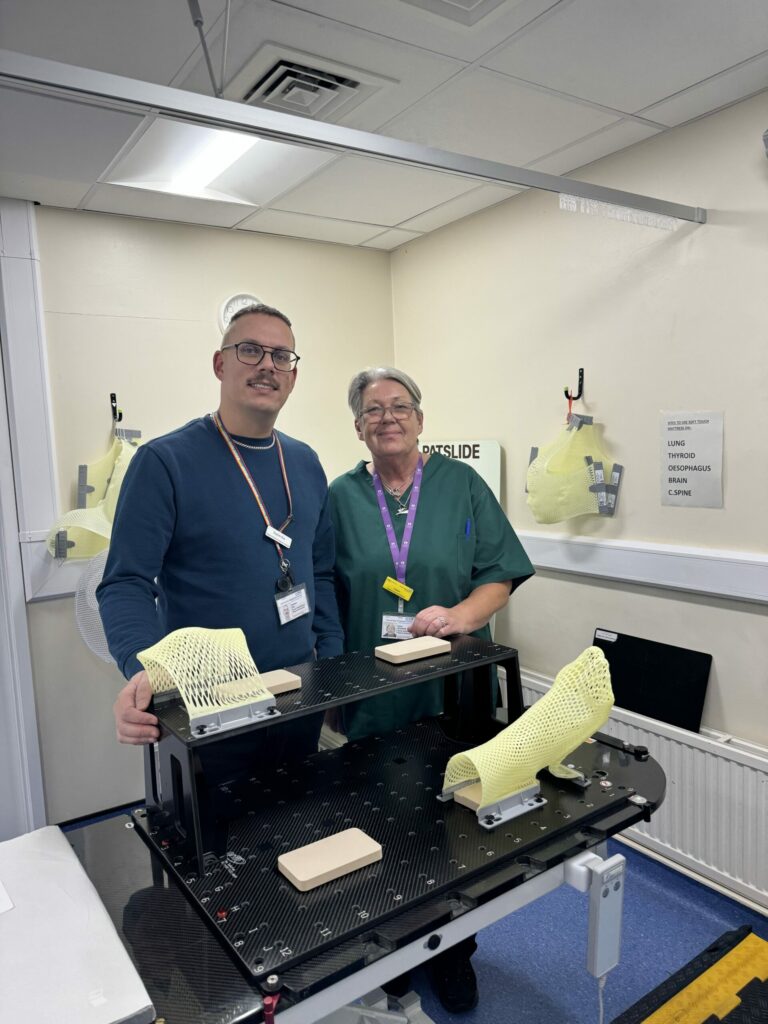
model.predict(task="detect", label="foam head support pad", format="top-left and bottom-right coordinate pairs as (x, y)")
top-left (277, 829), bottom-right (382, 892)
top-left (374, 636), bottom-right (451, 664)
top-left (259, 668), bottom-right (302, 694)
top-left (442, 646), bottom-right (614, 808)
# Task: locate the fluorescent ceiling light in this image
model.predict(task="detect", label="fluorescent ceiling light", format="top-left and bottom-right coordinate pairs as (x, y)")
top-left (169, 130), bottom-right (256, 195)
top-left (106, 119), bottom-right (335, 205)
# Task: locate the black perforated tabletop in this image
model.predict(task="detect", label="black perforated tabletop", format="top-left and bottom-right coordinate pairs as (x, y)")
top-left (107, 637), bottom-right (666, 1019)
top-left (153, 636), bottom-right (520, 744)
top-left (133, 718), bottom-right (665, 988)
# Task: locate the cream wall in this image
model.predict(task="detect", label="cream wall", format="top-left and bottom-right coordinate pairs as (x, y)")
top-left (24, 91), bottom-right (768, 820)
top-left (29, 209), bottom-right (393, 821)
top-left (391, 91), bottom-right (768, 745)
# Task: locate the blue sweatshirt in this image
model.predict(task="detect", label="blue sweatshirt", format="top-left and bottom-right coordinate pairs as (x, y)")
top-left (97, 416), bottom-right (344, 679)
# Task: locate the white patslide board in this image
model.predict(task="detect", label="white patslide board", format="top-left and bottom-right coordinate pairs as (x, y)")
top-left (420, 439), bottom-right (501, 500)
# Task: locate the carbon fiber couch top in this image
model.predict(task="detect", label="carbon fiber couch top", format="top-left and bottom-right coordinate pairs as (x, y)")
top-left (134, 717), bottom-right (665, 985)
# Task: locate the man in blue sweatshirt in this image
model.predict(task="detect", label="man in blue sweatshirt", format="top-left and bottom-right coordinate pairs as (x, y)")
top-left (97, 303), bottom-right (343, 768)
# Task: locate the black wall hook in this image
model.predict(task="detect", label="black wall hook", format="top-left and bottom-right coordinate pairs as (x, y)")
top-left (563, 368), bottom-right (584, 402)
top-left (110, 393), bottom-right (123, 423)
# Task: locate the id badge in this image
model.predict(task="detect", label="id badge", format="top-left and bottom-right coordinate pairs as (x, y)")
top-left (381, 614), bottom-right (415, 640)
top-left (266, 524), bottom-right (292, 548)
top-left (275, 582), bottom-right (310, 625)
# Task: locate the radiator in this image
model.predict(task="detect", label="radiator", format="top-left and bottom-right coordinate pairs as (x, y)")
top-left (520, 671), bottom-right (768, 912)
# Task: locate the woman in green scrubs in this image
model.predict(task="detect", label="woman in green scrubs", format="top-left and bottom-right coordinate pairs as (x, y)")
top-left (329, 366), bottom-right (534, 742)
top-left (328, 366), bottom-right (533, 1013)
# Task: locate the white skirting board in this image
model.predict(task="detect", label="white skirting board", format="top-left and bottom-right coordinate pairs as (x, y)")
top-left (520, 669), bottom-right (768, 911)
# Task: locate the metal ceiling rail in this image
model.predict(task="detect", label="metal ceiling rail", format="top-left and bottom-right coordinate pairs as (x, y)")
top-left (0, 48), bottom-right (707, 225)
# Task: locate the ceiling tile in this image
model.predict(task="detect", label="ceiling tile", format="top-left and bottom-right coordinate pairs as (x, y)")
top-left (383, 69), bottom-right (618, 166)
top-left (0, 0), bottom-right (223, 84)
top-left (0, 87), bottom-right (143, 181)
top-left (399, 183), bottom-right (519, 231)
top-left (527, 120), bottom-right (662, 175)
top-left (361, 228), bottom-right (422, 250)
top-left (84, 184), bottom-right (255, 228)
top-left (0, 172), bottom-right (92, 209)
top-left (179, 1), bottom-right (463, 131)
top-left (2, 0), bottom-right (763, 240)
top-left (399, 0), bottom-right (512, 26)
top-left (483, 0), bottom-right (768, 113)
top-left (272, 156), bottom-right (477, 225)
top-left (640, 55), bottom-right (768, 128)
top-left (272, 0), bottom-right (558, 63)
top-left (238, 209), bottom-right (384, 244)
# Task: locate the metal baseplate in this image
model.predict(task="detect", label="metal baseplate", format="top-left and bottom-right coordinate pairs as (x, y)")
top-left (188, 692), bottom-right (279, 736)
top-left (439, 781), bottom-right (546, 830)
top-left (476, 783), bottom-right (547, 831)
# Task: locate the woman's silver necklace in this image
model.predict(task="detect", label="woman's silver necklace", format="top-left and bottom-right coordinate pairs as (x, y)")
top-left (232, 433), bottom-right (276, 451)
top-left (383, 480), bottom-right (411, 515)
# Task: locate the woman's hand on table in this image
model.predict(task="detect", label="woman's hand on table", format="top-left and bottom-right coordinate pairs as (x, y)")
top-left (410, 605), bottom-right (466, 638)
top-left (409, 583), bottom-right (513, 640)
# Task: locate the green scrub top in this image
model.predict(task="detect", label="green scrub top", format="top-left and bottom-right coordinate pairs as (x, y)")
top-left (329, 453), bottom-right (534, 741)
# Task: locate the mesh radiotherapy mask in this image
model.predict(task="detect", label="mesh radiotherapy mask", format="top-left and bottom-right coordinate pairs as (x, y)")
top-left (526, 415), bottom-right (623, 523)
top-left (81, 437), bottom-right (122, 508)
top-left (138, 627), bottom-right (277, 735)
top-left (441, 646), bottom-right (614, 827)
top-left (46, 437), bottom-right (137, 558)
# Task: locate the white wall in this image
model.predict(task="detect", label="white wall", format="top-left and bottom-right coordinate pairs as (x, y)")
top-left (391, 91), bottom-right (768, 745)
top-left (30, 208), bottom-right (394, 821)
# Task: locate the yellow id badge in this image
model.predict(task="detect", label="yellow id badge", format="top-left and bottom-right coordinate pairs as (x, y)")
top-left (382, 576), bottom-right (413, 602)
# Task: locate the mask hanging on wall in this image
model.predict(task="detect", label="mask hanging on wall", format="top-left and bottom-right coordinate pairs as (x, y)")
top-left (46, 394), bottom-right (141, 559)
top-left (526, 414), bottom-right (623, 523)
top-left (45, 436), bottom-right (137, 558)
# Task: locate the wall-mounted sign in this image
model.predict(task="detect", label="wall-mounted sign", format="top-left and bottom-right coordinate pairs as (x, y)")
top-left (660, 411), bottom-right (723, 508)
top-left (420, 439), bottom-right (501, 500)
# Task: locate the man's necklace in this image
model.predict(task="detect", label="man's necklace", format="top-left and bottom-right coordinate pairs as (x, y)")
top-left (231, 433), bottom-right (276, 451)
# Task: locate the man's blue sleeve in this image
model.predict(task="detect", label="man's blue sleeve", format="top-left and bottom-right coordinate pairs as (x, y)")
top-left (96, 447), bottom-right (174, 679)
top-left (312, 489), bottom-right (345, 659)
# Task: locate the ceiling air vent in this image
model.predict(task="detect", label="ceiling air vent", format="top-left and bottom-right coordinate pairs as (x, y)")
top-left (399, 0), bottom-right (508, 26)
top-left (226, 44), bottom-right (391, 123)
top-left (243, 60), bottom-right (360, 119)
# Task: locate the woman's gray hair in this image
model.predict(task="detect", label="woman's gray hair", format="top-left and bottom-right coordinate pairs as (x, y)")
top-left (348, 367), bottom-right (422, 418)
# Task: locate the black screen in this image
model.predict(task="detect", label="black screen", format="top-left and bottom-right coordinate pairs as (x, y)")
top-left (592, 628), bottom-right (712, 733)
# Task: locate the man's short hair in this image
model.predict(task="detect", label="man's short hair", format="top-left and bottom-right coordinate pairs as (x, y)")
top-left (223, 303), bottom-right (293, 346)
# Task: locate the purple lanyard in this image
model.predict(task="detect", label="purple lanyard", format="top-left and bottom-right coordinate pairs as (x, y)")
top-left (372, 457), bottom-right (424, 584)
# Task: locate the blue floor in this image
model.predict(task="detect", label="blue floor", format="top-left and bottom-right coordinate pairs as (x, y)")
top-left (411, 840), bottom-right (768, 1024)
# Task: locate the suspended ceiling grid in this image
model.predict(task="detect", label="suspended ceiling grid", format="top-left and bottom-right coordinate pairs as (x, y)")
top-left (0, 0), bottom-right (766, 248)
